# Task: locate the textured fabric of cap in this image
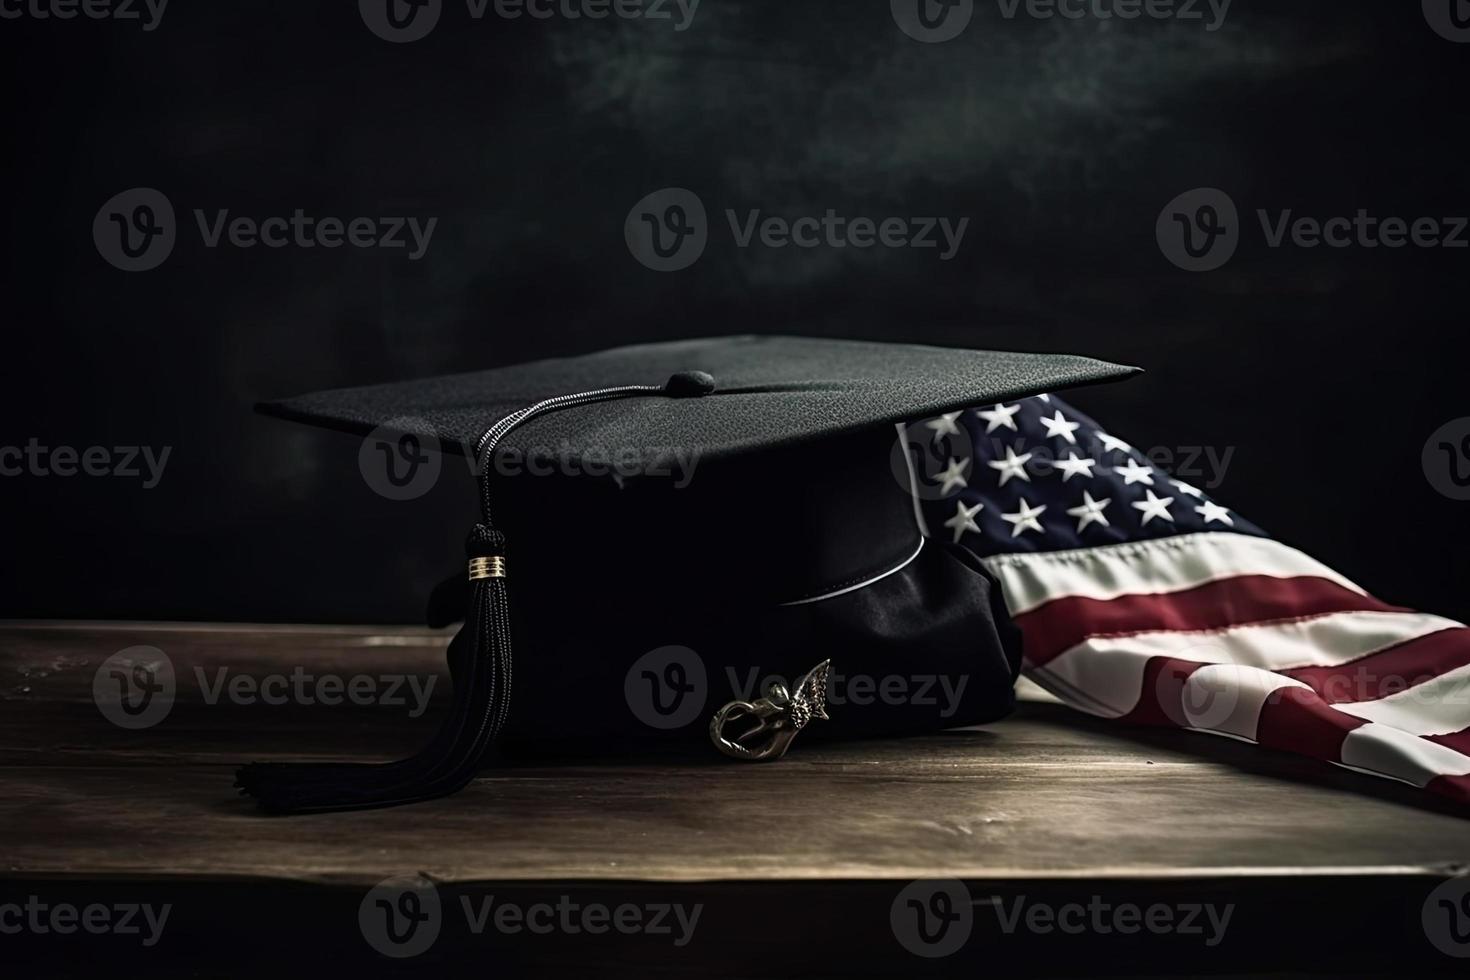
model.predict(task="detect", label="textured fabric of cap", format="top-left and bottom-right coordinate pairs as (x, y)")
top-left (259, 335), bottom-right (1139, 460)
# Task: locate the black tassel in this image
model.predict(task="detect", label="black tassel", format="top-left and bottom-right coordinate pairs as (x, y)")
top-left (236, 381), bottom-right (675, 813)
top-left (235, 526), bottom-right (512, 813)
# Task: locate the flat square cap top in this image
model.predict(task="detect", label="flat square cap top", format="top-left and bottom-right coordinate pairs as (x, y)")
top-left (261, 335), bottom-right (1139, 461)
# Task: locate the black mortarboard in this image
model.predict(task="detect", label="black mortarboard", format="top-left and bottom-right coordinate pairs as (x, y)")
top-left (237, 335), bottom-right (1137, 812)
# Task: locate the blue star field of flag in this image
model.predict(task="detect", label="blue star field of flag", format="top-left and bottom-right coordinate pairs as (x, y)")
top-left (913, 395), bottom-right (1266, 557)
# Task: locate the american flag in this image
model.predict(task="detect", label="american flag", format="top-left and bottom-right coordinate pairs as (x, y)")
top-left (912, 394), bottom-right (1470, 807)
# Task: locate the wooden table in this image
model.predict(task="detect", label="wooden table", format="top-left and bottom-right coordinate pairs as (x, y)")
top-left (2, 622), bottom-right (1466, 976)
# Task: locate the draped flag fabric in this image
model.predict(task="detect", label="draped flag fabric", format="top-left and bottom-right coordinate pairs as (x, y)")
top-left (912, 395), bottom-right (1470, 807)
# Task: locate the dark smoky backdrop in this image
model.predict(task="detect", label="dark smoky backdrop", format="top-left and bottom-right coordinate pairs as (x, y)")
top-left (1, 1), bottom-right (1465, 623)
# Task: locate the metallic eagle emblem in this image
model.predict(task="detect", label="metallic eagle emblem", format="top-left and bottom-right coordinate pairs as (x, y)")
top-left (709, 659), bottom-right (832, 762)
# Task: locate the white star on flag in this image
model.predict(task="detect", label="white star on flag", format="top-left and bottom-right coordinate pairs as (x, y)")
top-left (1053, 453), bottom-right (1096, 482)
top-left (976, 403), bottom-right (1021, 434)
top-left (1039, 410), bottom-right (1080, 445)
top-left (1131, 489), bottom-right (1176, 526)
top-left (943, 500), bottom-right (984, 543)
top-left (1195, 501), bottom-right (1234, 526)
top-left (935, 457), bottom-right (971, 495)
top-left (1065, 490), bottom-right (1111, 533)
top-left (926, 412), bottom-right (964, 439)
top-left (1114, 458), bottom-right (1155, 487)
top-left (1001, 498), bottom-right (1047, 538)
top-left (1098, 432), bottom-right (1133, 454)
top-left (987, 445), bottom-right (1033, 486)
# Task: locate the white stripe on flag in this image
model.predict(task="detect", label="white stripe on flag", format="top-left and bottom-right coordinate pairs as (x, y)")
top-left (1032, 609), bottom-right (1460, 719)
top-left (983, 531), bottom-right (1364, 616)
top-left (1334, 663), bottom-right (1470, 736)
top-left (1180, 664), bottom-right (1309, 741)
top-left (1337, 722), bottom-right (1470, 787)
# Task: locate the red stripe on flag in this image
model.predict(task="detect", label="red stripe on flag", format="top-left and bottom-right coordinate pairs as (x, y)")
top-left (1428, 727), bottom-right (1470, 756)
top-left (1254, 685), bottom-right (1369, 763)
top-left (1117, 657), bottom-right (1208, 728)
top-left (1014, 575), bottom-right (1403, 667)
top-left (1281, 627), bottom-right (1470, 704)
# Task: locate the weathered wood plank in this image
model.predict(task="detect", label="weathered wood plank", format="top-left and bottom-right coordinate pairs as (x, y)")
top-left (3, 747), bottom-right (1468, 885)
top-left (2, 622), bottom-right (1467, 889)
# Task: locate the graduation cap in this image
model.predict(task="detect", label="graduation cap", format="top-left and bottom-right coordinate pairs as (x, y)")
top-left (236, 335), bottom-right (1137, 813)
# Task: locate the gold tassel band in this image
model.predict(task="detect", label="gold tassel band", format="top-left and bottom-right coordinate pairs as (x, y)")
top-left (467, 556), bottom-right (507, 581)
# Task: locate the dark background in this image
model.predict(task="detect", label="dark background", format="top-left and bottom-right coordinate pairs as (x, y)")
top-left (1, 0), bottom-right (1465, 624)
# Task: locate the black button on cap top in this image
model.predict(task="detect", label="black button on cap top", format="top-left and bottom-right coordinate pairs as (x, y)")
top-left (664, 370), bottom-right (716, 398)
